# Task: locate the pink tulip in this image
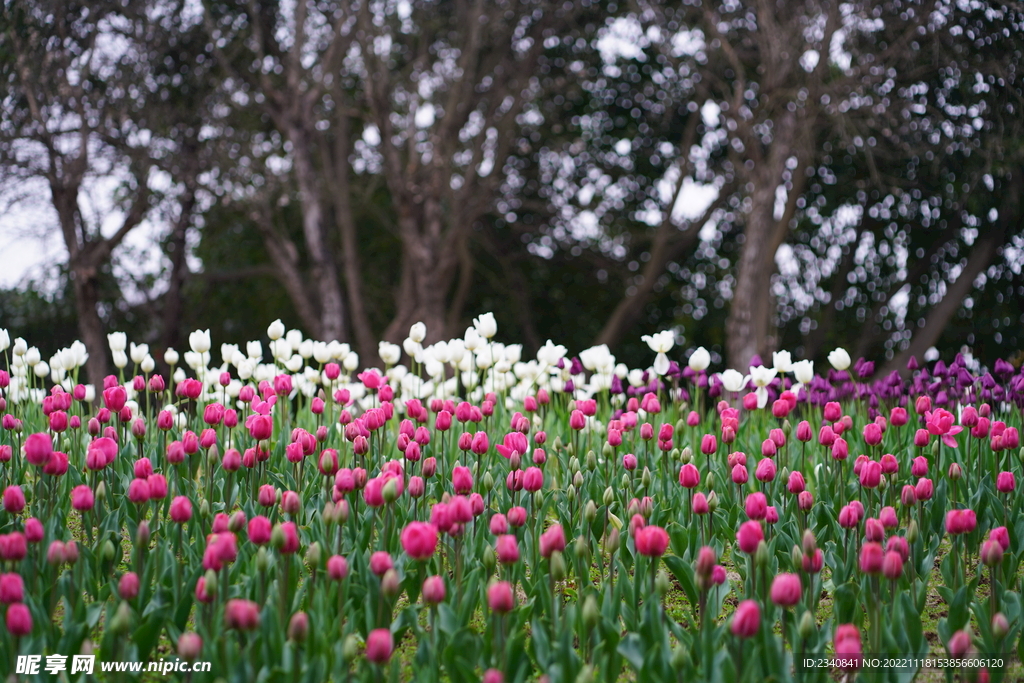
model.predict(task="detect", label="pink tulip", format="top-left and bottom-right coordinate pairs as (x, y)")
top-left (730, 600), bottom-right (760, 637)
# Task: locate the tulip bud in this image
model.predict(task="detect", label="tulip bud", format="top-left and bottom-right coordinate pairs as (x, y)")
top-left (343, 635), bottom-right (360, 662)
top-left (200, 500), bottom-right (211, 519)
top-left (305, 542), bottom-right (322, 571)
top-left (102, 539), bottom-right (116, 562)
top-left (992, 613), bottom-right (1009, 640)
top-left (641, 467), bottom-right (652, 488)
top-left (681, 446), bottom-right (693, 463)
top-left (655, 569), bottom-right (671, 596)
top-left (110, 601), bottom-right (133, 635)
top-left (383, 478), bottom-right (398, 504)
top-left (705, 471), bottom-right (715, 490)
top-left (583, 595), bottom-right (599, 632)
top-left (783, 419), bottom-right (792, 437)
top-left (671, 448), bottom-right (681, 462)
top-left (671, 645), bottom-right (688, 670)
top-left (948, 463), bottom-right (962, 481)
top-left (574, 536), bottom-right (590, 561)
top-left (381, 568), bottom-right (401, 598)
top-left (550, 551), bottom-right (566, 581)
top-left (907, 519), bottom-right (919, 544)
top-left (482, 471), bottom-right (494, 492)
top-left (575, 665), bottom-right (594, 683)
top-left (802, 529), bottom-right (817, 555)
top-left (567, 486), bottom-right (577, 504)
top-left (203, 569), bottom-right (218, 598)
top-left (602, 443), bottom-right (614, 461)
top-left (604, 528), bottom-right (620, 555)
top-left (586, 450), bottom-right (597, 472)
top-left (791, 545), bottom-right (803, 570)
top-left (707, 491), bottom-right (719, 513)
top-left (620, 473), bottom-right (631, 491)
top-left (288, 612), bottom-right (308, 642)
top-left (569, 456), bottom-right (579, 473)
top-left (482, 546), bottom-right (496, 572)
top-left (573, 471), bottom-right (584, 488)
top-left (603, 487), bottom-right (614, 507)
top-left (135, 521), bottom-right (151, 548)
top-left (798, 611), bottom-right (815, 640)
top-left (256, 547), bottom-right (270, 572)
top-left (755, 540), bottom-right (769, 568)
top-left (585, 500), bottom-right (597, 523)
top-left (95, 481), bottom-right (107, 503)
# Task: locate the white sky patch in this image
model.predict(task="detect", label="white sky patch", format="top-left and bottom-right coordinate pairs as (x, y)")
top-left (414, 103), bottom-right (436, 128)
top-left (671, 29), bottom-right (705, 57)
top-left (701, 101), bottom-right (721, 127)
top-left (596, 16), bottom-right (647, 63)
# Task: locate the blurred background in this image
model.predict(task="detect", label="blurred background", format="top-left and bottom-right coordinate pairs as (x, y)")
top-left (1, 0), bottom-right (1022, 384)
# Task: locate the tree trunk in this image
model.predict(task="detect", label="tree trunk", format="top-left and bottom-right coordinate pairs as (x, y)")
top-left (72, 267), bottom-right (109, 386)
top-left (291, 132), bottom-right (347, 342)
top-left (885, 170), bottom-right (1021, 375)
top-left (327, 115), bottom-right (376, 361)
top-left (725, 110), bottom-right (805, 369)
top-left (382, 208), bottom-right (460, 343)
top-left (885, 226), bottom-right (1004, 375)
top-left (161, 187), bottom-right (195, 356)
top-left (253, 207), bottom-right (325, 337)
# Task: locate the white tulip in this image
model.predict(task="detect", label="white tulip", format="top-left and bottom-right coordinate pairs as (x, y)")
top-left (246, 339), bottom-right (264, 360)
top-left (303, 367), bottom-right (320, 384)
top-left (267, 319), bottom-right (285, 341)
top-left (403, 338), bottom-right (422, 360)
top-left (749, 365), bottom-right (778, 409)
top-left (719, 369), bottom-right (748, 393)
top-left (379, 342), bottom-right (401, 366)
top-left (267, 339), bottom-right (289, 361)
top-left (70, 341), bottom-right (89, 367)
top-left (129, 342), bottom-right (148, 365)
top-left (580, 345), bottom-right (614, 373)
top-left (0, 329), bottom-right (9, 352)
top-left (536, 340), bottom-right (567, 367)
top-left (409, 322), bottom-right (426, 343)
top-left (107, 332), bottom-right (127, 352)
top-left (284, 355), bottom-right (303, 372)
top-left (828, 348), bottom-right (851, 371)
top-left (82, 384), bottom-right (96, 402)
top-left (447, 338), bottom-right (466, 363)
top-left (189, 329), bottom-right (211, 354)
top-left (653, 353), bottom-right (670, 376)
top-left (473, 312), bottom-right (498, 339)
top-left (424, 357), bottom-right (444, 379)
top-left (792, 359), bottom-right (814, 385)
top-left (33, 361), bottom-right (49, 378)
top-left (12, 338), bottom-right (27, 356)
top-left (59, 347), bottom-right (76, 370)
top-left (641, 330), bottom-right (675, 354)
top-left (237, 359), bottom-right (254, 380)
top-left (627, 368), bottom-right (646, 387)
top-left (505, 344), bottom-right (523, 365)
top-left (475, 345), bottom-right (494, 370)
top-left (285, 329), bottom-right (303, 352)
top-left (112, 350), bottom-right (128, 369)
top-left (298, 339), bottom-right (314, 360)
top-left (312, 342), bottom-right (332, 364)
top-left (772, 350), bottom-right (793, 374)
top-left (343, 353), bottom-right (359, 372)
top-left (429, 341), bottom-right (450, 364)
top-left (328, 341), bottom-right (346, 360)
top-left (25, 347), bottom-right (40, 366)
top-left (140, 355), bottom-right (156, 374)
top-left (164, 347), bottom-right (179, 365)
top-left (464, 327), bottom-right (482, 351)
top-left (688, 346), bottom-right (711, 372)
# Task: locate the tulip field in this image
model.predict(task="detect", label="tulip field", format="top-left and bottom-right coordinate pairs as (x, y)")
top-left (1, 317), bottom-right (1023, 683)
